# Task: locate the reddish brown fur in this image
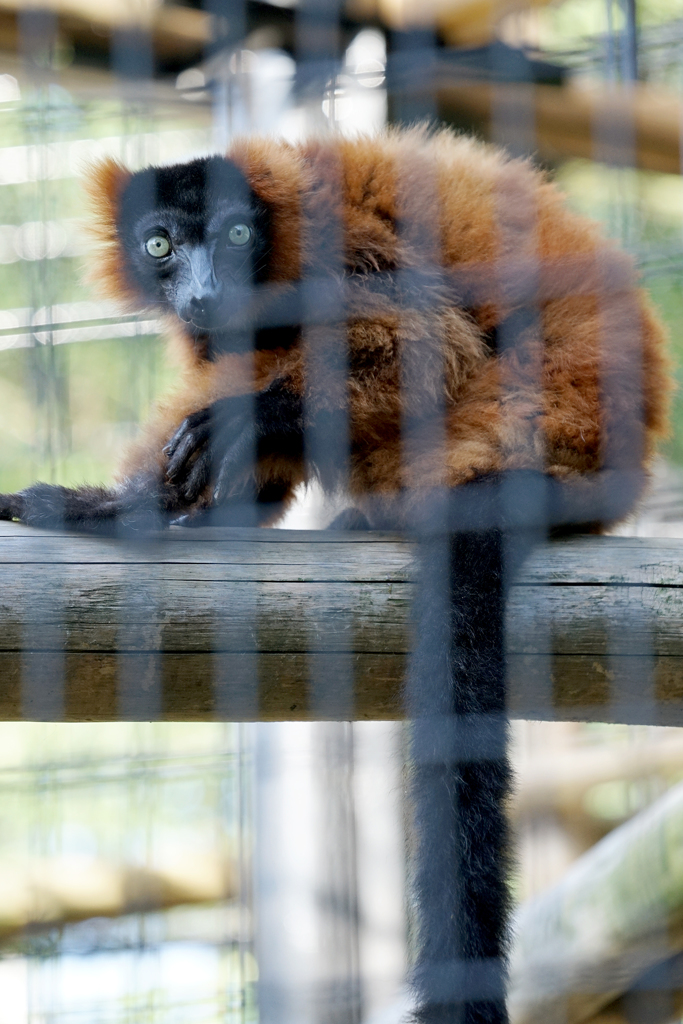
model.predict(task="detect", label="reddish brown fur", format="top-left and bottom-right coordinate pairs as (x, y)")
top-left (86, 127), bottom-right (671, 523)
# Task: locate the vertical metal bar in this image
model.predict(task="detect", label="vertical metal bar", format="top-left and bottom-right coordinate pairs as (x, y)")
top-left (392, 27), bottom-right (492, 1023)
top-left (394, 37), bottom-right (511, 1022)
top-left (214, 580), bottom-right (259, 719)
top-left (111, 26), bottom-right (154, 84)
top-left (593, 33), bottom-right (656, 728)
top-left (386, 28), bottom-right (437, 127)
top-left (353, 721), bottom-right (407, 1018)
top-left (490, 49), bottom-right (574, 1022)
top-left (600, 279), bottom-right (657, 727)
top-left (297, 1), bottom-right (349, 530)
top-left (605, 0), bottom-right (618, 83)
top-left (20, 555), bottom-right (65, 721)
top-left (19, 8), bottom-right (68, 491)
top-left (117, 563), bottom-right (163, 721)
top-left (298, 119), bottom-right (355, 720)
top-left (296, 0), bottom-right (342, 126)
top-left (110, 20), bottom-right (163, 721)
top-left (621, 0), bottom-right (638, 82)
top-left (237, 722), bottom-right (256, 1023)
top-left (294, 8), bottom-right (361, 1021)
top-left (595, 6), bottom-right (667, 1014)
top-left (404, 32), bottom-right (548, 1023)
top-left (18, 9), bottom-right (65, 722)
top-left (255, 722), bottom-right (320, 1024)
top-left (315, 722), bottom-right (362, 1023)
top-left (490, 68), bottom-right (555, 724)
top-left (255, 721), bottom-right (362, 1024)
top-left (205, 0), bottom-right (248, 149)
top-left (490, 46), bottom-right (535, 159)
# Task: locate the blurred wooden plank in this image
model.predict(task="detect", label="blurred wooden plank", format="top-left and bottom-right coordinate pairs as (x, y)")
top-left (2, 523), bottom-right (683, 723)
top-left (0, 851), bottom-right (237, 940)
top-left (434, 82), bottom-right (683, 175)
top-left (515, 734), bottom-right (683, 818)
top-left (0, 0), bottom-right (210, 66)
top-left (347, 0), bottom-right (553, 45)
top-left (509, 782), bottom-right (683, 1024)
top-left (590, 961), bottom-right (683, 1024)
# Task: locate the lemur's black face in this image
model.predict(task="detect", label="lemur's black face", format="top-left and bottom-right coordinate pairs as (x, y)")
top-left (117, 156), bottom-right (271, 338)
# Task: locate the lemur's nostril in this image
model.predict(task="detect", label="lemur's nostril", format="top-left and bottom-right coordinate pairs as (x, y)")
top-left (181, 294), bottom-right (220, 329)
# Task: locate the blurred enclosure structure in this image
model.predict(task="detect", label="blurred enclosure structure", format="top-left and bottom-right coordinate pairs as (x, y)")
top-left (1, 0), bottom-right (683, 1023)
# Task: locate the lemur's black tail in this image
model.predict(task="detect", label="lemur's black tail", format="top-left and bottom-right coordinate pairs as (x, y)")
top-left (408, 529), bottom-right (514, 1024)
top-left (0, 479), bottom-right (170, 535)
top-left (0, 477), bottom-right (292, 534)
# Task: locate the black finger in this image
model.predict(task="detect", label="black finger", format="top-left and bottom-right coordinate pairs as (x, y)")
top-left (213, 456), bottom-right (234, 505)
top-left (213, 428), bottom-right (256, 504)
top-left (166, 424), bottom-right (210, 480)
top-left (163, 408), bottom-right (211, 457)
top-left (182, 448), bottom-right (212, 501)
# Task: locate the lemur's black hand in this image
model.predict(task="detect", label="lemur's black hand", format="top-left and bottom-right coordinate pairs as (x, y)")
top-left (163, 378), bottom-right (304, 504)
top-left (0, 493), bottom-right (23, 521)
top-left (164, 397), bottom-right (251, 503)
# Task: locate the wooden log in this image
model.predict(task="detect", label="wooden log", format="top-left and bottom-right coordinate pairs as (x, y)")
top-left (0, 1), bottom-right (211, 67)
top-left (515, 735), bottom-right (683, 818)
top-left (591, 985), bottom-right (683, 1024)
top-left (0, 852), bottom-right (236, 939)
top-left (509, 781), bottom-right (683, 1024)
top-left (2, 522), bottom-right (683, 724)
top-left (345, 0), bottom-right (545, 46)
top-left (433, 82), bottom-right (683, 176)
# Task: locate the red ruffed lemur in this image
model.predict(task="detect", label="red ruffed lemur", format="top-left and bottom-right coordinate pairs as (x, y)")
top-left (0, 128), bottom-right (669, 532)
top-left (0, 128), bottom-right (671, 1024)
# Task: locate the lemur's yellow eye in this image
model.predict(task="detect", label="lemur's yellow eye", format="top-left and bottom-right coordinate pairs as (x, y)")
top-left (228, 223), bottom-right (252, 246)
top-left (145, 234), bottom-right (171, 258)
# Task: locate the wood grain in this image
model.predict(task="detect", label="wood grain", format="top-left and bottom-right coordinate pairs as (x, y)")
top-left (2, 522), bottom-right (683, 724)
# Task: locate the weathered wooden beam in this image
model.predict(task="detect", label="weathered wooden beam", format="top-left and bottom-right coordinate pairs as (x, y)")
top-left (509, 781), bottom-right (683, 1024)
top-left (515, 734), bottom-right (683, 818)
top-left (1, 521), bottom-right (683, 724)
top-left (0, 852), bottom-right (237, 940)
top-left (434, 82), bottom-right (683, 176)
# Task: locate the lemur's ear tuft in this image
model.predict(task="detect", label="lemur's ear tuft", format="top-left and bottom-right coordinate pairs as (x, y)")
top-left (82, 159), bottom-right (141, 308)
